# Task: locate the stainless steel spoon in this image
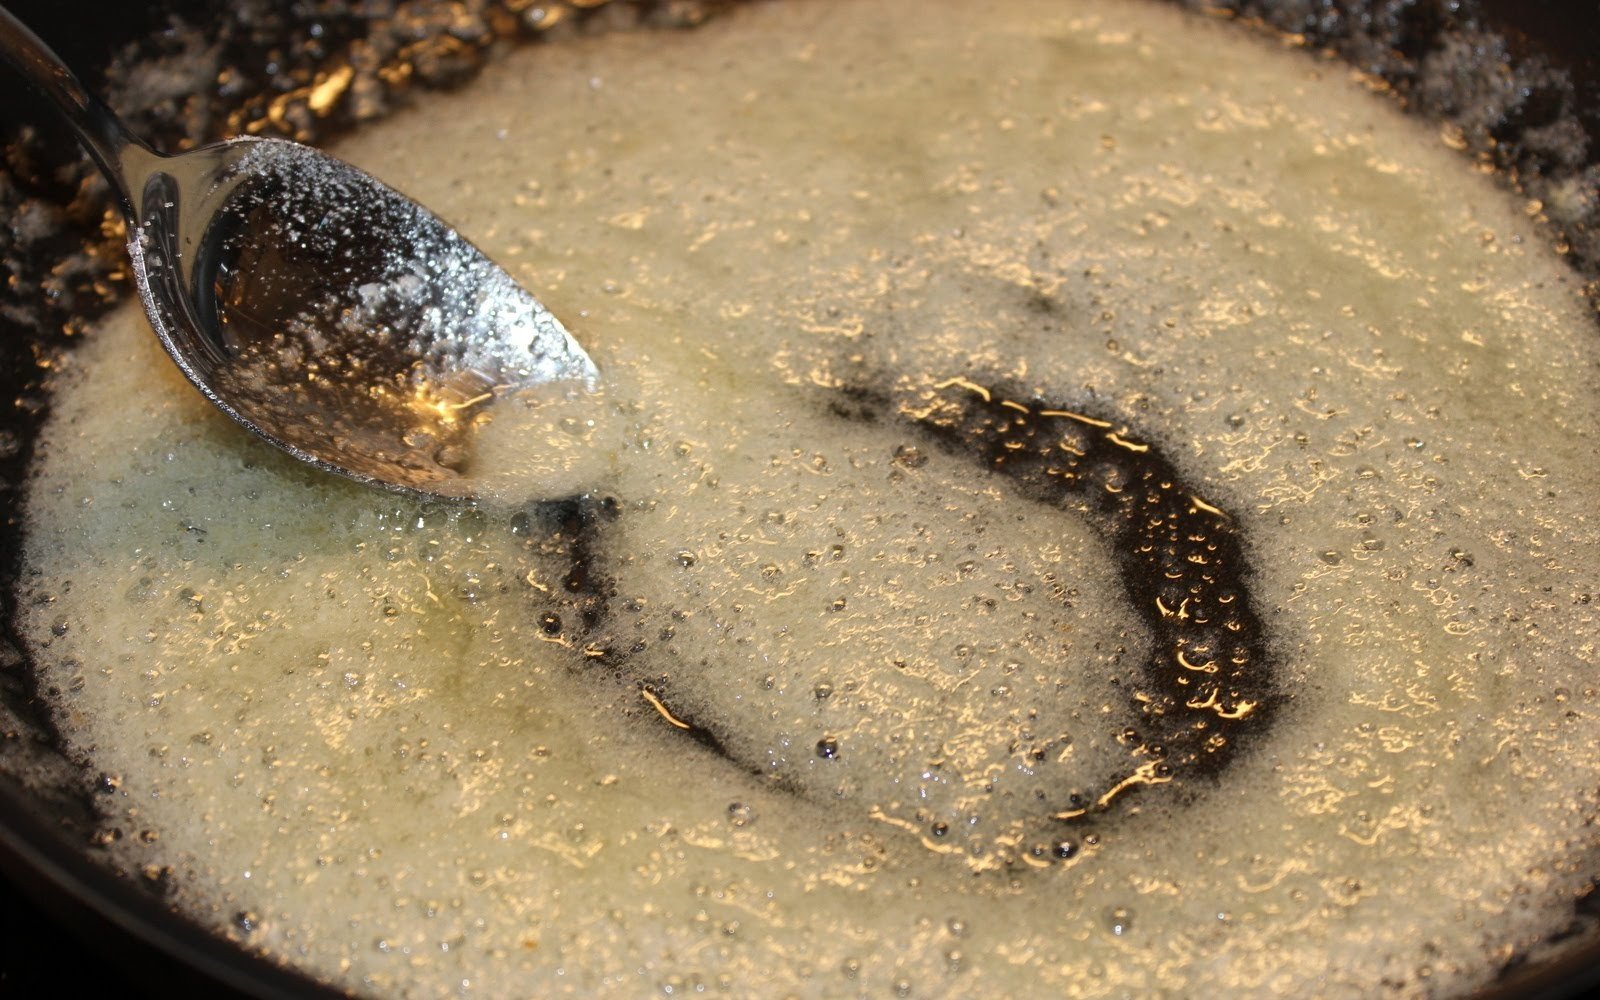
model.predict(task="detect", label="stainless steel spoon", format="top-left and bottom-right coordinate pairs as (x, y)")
top-left (0, 7), bottom-right (597, 499)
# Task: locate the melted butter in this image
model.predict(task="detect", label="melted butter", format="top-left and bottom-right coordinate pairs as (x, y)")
top-left (462, 381), bottom-right (621, 502)
top-left (19, 0), bottom-right (1600, 996)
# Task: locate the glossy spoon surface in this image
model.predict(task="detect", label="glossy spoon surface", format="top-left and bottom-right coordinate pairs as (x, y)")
top-left (0, 5), bottom-right (597, 499)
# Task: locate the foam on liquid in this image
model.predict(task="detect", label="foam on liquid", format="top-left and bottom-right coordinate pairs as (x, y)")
top-left (18, 1), bottom-right (1600, 996)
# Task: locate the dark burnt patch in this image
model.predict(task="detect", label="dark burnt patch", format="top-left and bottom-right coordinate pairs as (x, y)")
top-left (637, 682), bottom-right (738, 759)
top-left (825, 382), bottom-right (891, 424)
top-left (904, 380), bottom-right (1276, 815)
top-left (569, 373), bottom-right (1276, 821)
top-left (504, 495), bottom-right (616, 658)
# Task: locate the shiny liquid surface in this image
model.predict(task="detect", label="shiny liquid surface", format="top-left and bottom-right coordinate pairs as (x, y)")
top-left (193, 139), bottom-right (596, 498)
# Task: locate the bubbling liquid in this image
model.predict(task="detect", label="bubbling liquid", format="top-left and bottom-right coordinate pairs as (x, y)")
top-left (18, 0), bottom-right (1600, 997)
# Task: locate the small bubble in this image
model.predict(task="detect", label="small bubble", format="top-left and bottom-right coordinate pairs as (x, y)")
top-left (1104, 906), bottom-right (1134, 936)
top-left (892, 444), bottom-right (927, 469)
top-left (675, 549), bottom-right (697, 568)
top-left (946, 918), bottom-right (967, 937)
top-left (454, 508), bottom-right (488, 540)
top-left (816, 737), bottom-right (840, 760)
top-left (727, 802), bottom-right (756, 828)
top-left (411, 504), bottom-right (444, 532)
top-left (123, 577), bottom-right (158, 604)
top-left (813, 683), bottom-right (834, 701)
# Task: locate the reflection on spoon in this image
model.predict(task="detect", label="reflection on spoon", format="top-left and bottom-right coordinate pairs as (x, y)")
top-left (0, 6), bottom-right (597, 500)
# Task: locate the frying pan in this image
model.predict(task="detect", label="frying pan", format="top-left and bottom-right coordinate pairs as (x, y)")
top-left (1, 1), bottom-right (1596, 996)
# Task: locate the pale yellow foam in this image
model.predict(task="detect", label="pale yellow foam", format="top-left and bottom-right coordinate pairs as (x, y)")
top-left (19, 1), bottom-right (1600, 997)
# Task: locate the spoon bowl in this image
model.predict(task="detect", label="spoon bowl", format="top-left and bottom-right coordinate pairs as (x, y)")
top-left (1, 7), bottom-right (596, 499)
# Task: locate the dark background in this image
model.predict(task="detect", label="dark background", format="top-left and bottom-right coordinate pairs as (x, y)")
top-left (3, 9), bottom-right (253, 1000)
top-left (0, 866), bottom-right (158, 998)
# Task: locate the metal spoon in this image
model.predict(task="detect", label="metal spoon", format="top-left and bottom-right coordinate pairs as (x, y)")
top-left (0, 7), bottom-right (597, 500)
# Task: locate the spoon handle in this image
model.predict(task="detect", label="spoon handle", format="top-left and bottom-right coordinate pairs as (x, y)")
top-left (0, 5), bottom-right (157, 222)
